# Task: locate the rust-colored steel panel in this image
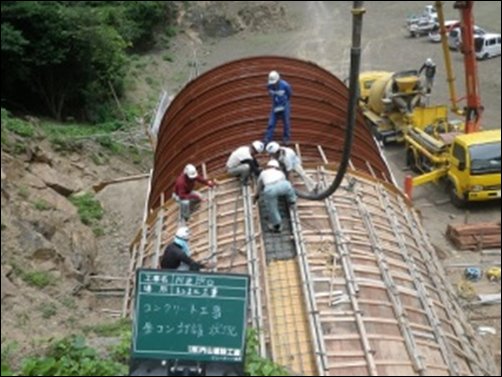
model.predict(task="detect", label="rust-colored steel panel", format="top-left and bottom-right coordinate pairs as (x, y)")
top-left (149, 56), bottom-right (391, 209)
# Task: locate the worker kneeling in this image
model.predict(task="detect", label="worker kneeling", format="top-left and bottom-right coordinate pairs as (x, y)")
top-left (226, 141), bottom-right (264, 184)
top-left (160, 226), bottom-right (206, 271)
top-left (173, 164), bottom-right (215, 222)
top-left (266, 141), bottom-right (316, 192)
top-left (254, 159), bottom-right (297, 233)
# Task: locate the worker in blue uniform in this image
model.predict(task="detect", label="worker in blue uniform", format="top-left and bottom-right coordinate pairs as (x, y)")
top-left (264, 70), bottom-right (292, 144)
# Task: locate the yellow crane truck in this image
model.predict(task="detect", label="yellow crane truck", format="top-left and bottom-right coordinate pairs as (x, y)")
top-left (359, 70), bottom-right (452, 144)
top-left (404, 1), bottom-right (501, 207)
top-left (406, 127), bottom-right (501, 207)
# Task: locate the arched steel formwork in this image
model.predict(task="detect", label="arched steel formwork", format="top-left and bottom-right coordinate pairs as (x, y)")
top-left (149, 56), bottom-right (390, 209)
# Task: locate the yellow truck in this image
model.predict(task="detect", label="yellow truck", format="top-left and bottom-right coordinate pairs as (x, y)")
top-left (359, 70), bottom-right (452, 144)
top-left (406, 128), bottom-right (501, 207)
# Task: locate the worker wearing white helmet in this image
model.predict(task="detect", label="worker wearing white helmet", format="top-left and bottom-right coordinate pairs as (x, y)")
top-left (419, 58), bottom-right (436, 94)
top-left (266, 142), bottom-right (317, 191)
top-left (226, 141), bottom-right (264, 184)
top-left (254, 159), bottom-right (296, 233)
top-left (160, 226), bottom-right (205, 271)
top-left (265, 70), bottom-right (293, 144)
top-left (173, 163), bottom-right (216, 222)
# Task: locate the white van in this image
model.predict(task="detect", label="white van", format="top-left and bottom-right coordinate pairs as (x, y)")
top-left (475, 34), bottom-right (501, 60)
top-left (448, 25), bottom-right (486, 50)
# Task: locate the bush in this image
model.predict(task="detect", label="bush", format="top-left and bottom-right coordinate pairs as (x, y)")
top-left (40, 303), bottom-right (58, 319)
top-left (21, 336), bottom-right (127, 376)
top-left (162, 53), bottom-right (174, 62)
top-left (96, 135), bottom-right (121, 154)
top-left (2, 109), bottom-right (35, 138)
top-left (18, 187), bottom-right (29, 199)
top-left (1, 342), bottom-right (16, 377)
top-left (165, 25), bottom-right (178, 38)
top-left (33, 199), bottom-right (51, 211)
top-left (69, 193), bottom-right (104, 226)
top-left (92, 226), bottom-right (105, 237)
top-left (245, 329), bottom-right (289, 376)
top-left (1, 362), bottom-right (13, 376)
top-left (20, 270), bottom-right (56, 289)
top-left (83, 318), bottom-right (131, 337)
top-left (110, 329), bottom-right (132, 364)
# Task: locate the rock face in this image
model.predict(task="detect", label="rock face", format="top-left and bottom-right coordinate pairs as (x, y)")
top-left (29, 163), bottom-right (82, 196)
top-left (1, 149), bottom-right (98, 287)
top-left (182, 2), bottom-right (291, 39)
top-left (1, 126), bottom-right (148, 359)
top-left (1, 266), bottom-right (16, 300)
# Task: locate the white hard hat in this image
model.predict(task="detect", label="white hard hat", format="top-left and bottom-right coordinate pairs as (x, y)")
top-left (267, 159), bottom-right (280, 168)
top-left (426, 58), bottom-right (434, 66)
top-left (266, 141), bottom-right (280, 154)
top-left (252, 141), bottom-right (264, 153)
top-left (268, 70), bottom-right (280, 85)
top-left (175, 226), bottom-right (190, 240)
top-left (184, 164), bottom-right (198, 179)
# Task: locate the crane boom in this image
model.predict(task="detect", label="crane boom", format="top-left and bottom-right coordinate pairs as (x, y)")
top-left (454, 0), bottom-right (483, 133)
top-left (435, 1), bottom-right (462, 115)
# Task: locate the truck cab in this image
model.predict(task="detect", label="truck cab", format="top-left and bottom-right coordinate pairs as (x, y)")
top-left (448, 130), bottom-right (501, 206)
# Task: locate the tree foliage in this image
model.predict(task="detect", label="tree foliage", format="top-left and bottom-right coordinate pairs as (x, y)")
top-left (1, 1), bottom-right (175, 121)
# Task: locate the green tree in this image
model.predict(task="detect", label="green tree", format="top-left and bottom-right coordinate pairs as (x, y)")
top-left (1, 2), bottom-right (128, 120)
top-left (1, 2), bottom-right (175, 121)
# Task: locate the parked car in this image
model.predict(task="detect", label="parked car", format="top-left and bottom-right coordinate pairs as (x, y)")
top-left (428, 20), bottom-right (459, 43)
top-left (406, 5), bottom-right (437, 27)
top-left (408, 17), bottom-right (439, 37)
top-left (475, 33), bottom-right (501, 60)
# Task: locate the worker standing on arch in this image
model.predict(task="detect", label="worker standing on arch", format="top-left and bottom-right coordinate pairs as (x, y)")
top-left (264, 70), bottom-right (292, 145)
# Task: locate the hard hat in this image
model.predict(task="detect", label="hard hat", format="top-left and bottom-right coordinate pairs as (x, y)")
top-left (268, 70), bottom-right (280, 85)
top-left (487, 266), bottom-right (501, 281)
top-left (426, 58), bottom-right (434, 66)
top-left (252, 141), bottom-right (264, 153)
top-left (175, 226), bottom-right (190, 240)
top-left (464, 267), bottom-right (482, 281)
top-left (266, 141), bottom-right (280, 154)
top-left (267, 159), bottom-right (280, 168)
top-left (184, 164), bottom-right (198, 179)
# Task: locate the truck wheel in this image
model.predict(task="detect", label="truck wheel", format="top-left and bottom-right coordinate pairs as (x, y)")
top-left (448, 181), bottom-right (467, 208)
top-left (406, 149), bottom-right (419, 172)
top-left (483, 53), bottom-right (489, 60)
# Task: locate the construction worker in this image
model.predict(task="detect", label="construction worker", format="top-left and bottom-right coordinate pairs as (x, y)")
top-left (254, 159), bottom-right (297, 233)
top-left (264, 70), bottom-right (292, 145)
top-left (419, 58), bottom-right (436, 94)
top-left (160, 227), bottom-right (205, 271)
top-left (266, 141), bottom-right (317, 191)
top-left (226, 141), bottom-right (264, 184)
top-left (173, 164), bottom-right (215, 221)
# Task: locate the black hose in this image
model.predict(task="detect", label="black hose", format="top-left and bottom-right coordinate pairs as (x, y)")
top-left (296, 1), bottom-right (365, 200)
